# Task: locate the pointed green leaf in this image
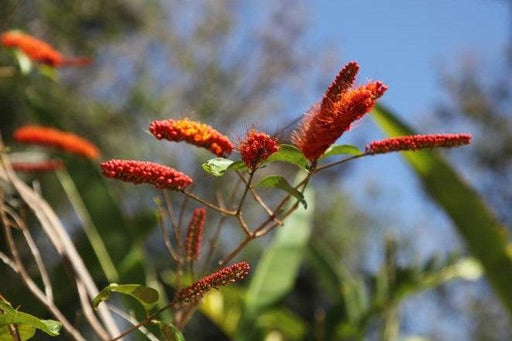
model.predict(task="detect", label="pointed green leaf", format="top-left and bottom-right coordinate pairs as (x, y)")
top-left (153, 321), bottom-right (185, 341)
top-left (227, 160), bottom-right (248, 172)
top-left (321, 144), bottom-right (362, 159)
top-left (372, 104), bottom-right (512, 314)
top-left (265, 144), bottom-right (309, 170)
top-left (93, 283), bottom-right (159, 312)
top-left (0, 302), bottom-right (62, 337)
top-left (257, 175), bottom-right (306, 208)
top-left (202, 158), bottom-right (235, 176)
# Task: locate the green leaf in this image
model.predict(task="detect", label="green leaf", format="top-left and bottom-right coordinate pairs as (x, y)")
top-left (202, 158), bottom-right (235, 176)
top-left (235, 186), bottom-right (314, 340)
top-left (0, 324), bottom-right (36, 341)
top-left (227, 160), bottom-right (248, 172)
top-left (321, 144), bottom-right (362, 159)
top-left (265, 144), bottom-right (309, 170)
top-left (372, 104), bottom-right (512, 314)
top-left (92, 284), bottom-right (159, 312)
top-left (257, 175), bottom-right (306, 208)
top-left (153, 321), bottom-right (185, 341)
top-left (0, 302), bottom-right (62, 338)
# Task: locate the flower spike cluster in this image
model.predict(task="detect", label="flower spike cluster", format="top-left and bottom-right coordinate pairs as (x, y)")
top-left (173, 262), bottom-right (250, 305)
top-left (293, 62), bottom-right (387, 161)
top-left (1, 31), bottom-right (91, 67)
top-left (239, 129), bottom-right (280, 170)
top-left (185, 208), bottom-right (206, 261)
top-left (365, 134), bottom-right (472, 155)
top-left (13, 125), bottom-right (100, 159)
top-left (149, 118), bottom-right (234, 157)
top-left (100, 160), bottom-right (193, 190)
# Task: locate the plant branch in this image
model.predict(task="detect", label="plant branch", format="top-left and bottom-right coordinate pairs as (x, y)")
top-left (56, 169), bottom-right (119, 282)
top-left (107, 305), bottom-right (159, 341)
top-left (0, 198), bottom-right (86, 341)
top-left (182, 190), bottom-right (236, 216)
top-left (314, 153), bottom-right (367, 173)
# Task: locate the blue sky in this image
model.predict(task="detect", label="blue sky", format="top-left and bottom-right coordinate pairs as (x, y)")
top-left (309, 0), bottom-right (509, 118)
top-left (304, 2), bottom-right (510, 337)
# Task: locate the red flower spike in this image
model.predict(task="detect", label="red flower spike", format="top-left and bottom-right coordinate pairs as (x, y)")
top-left (100, 160), bottom-right (193, 190)
top-left (239, 130), bottom-right (280, 170)
top-left (365, 134), bottom-right (472, 155)
top-left (149, 118), bottom-right (234, 157)
top-left (13, 125), bottom-right (100, 160)
top-left (173, 262), bottom-right (250, 305)
top-left (11, 160), bottom-right (65, 173)
top-left (292, 62), bottom-right (387, 161)
top-left (1, 31), bottom-right (91, 67)
top-left (185, 208), bottom-right (206, 261)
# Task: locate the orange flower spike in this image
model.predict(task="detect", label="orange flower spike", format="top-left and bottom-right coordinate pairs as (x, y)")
top-left (13, 125), bottom-right (100, 160)
top-left (293, 62), bottom-right (387, 161)
top-left (365, 134), bottom-right (472, 155)
top-left (1, 31), bottom-right (91, 67)
top-left (239, 129), bottom-right (280, 170)
top-left (149, 118), bottom-right (234, 157)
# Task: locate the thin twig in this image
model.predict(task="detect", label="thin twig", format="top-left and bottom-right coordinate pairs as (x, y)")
top-left (110, 301), bottom-right (176, 341)
top-left (156, 204), bottom-right (178, 262)
top-left (56, 169), bottom-right (119, 282)
top-left (3, 205), bottom-right (54, 301)
top-left (182, 190), bottom-right (236, 216)
top-left (218, 235), bottom-right (254, 266)
top-left (314, 153), bottom-right (367, 173)
top-left (0, 199), bottom-right (86, 341)
top-left (75, 278), bottom-right (110, 341)
top-left (0, 146), bottom-right (121, 338)
top-left (0, 250), bottom-right (16, 270)
top-left (202, 178), bottom-right (242, 273)
top-left (107, 305), bottom-right (160, 341)
top-left (235, 169), bottom-right (256, 215)
top-left (235, 170), bottom-right (280, 223)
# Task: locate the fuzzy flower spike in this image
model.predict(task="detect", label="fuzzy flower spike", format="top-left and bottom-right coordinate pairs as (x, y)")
top-left (293, 62), bottom-right (387, 161)
top-left (100, 160), bottom-right (193, 190)
top-left (1, 31), bottom-right (91, 67)
top-left (13, 125), bottom-right (100, 159)
top-left (365, 134), bottom-right (472, 155)
top-left (239, 129), bottom-right (280, 170)
top-left (185, 208), bottom-right (206, 261)
top-left (149, 118), bottom-right (235, 157)
top-left (173, 261), bottom-right (250, 305)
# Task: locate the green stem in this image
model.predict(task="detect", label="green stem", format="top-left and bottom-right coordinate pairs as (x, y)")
top-left (56, 169), bottom-right (119, 282)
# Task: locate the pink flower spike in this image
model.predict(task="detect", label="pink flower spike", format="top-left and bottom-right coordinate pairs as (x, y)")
top-left (100, 159), bottom-right (193, 190)
top-left (173, 262), bottom-right (250, 305)
top-left (185, 208), bottom-right (206, 261)
top-left (365, 134), bottom-right (472, 155)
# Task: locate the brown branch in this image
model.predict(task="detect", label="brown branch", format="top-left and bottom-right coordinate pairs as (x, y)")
top-left (182, 190), bottom-right (236, 216)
